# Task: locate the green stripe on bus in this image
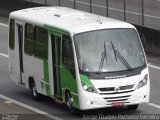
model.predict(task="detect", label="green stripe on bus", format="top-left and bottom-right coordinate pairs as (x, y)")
top-left (72, 93), bottom-right (80, 109)
top-left (43, 60), bottom-right (49, 83)
top-left (80, 74), bottom-right (93, 87)
top-left (43, 61), bottom-right (51, 96)
top-left (44, 24), bottom-right (69, 35)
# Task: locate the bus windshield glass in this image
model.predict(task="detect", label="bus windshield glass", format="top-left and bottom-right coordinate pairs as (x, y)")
top-left (74, 29), bottom-right (146, 73)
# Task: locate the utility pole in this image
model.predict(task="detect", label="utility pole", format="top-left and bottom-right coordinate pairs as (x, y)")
top-left (74, 0), bottom-right (76, 9)
top-left (44, 0), bottom-right (47, 5)
top-left (106, 0), bottom-right (109, 17)
top-left (90, 0), bottom-right (92, 13)
top-left (142, 0), bottom-right (144, 25)
top-left (124, 0), bottom-right (126, 21)
top-left (59, 0), bottom-right (61, 6)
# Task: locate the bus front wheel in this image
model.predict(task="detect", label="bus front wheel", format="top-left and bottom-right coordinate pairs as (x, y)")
top-left (65, 91), bottom-right (78, 114)
top-left (127, 104), bottom-right (139, 110)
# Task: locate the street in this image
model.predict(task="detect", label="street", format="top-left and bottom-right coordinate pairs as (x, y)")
top-left (0, 16), bottom-right (160, 120)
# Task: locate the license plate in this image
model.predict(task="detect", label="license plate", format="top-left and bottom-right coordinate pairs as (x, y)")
top-left (112, 102), bottom-right (124, 107)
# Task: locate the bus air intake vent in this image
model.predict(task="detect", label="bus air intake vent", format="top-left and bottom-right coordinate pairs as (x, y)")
top-left (119, 84), bottom-right (134, 90)
top-left (99, 87), bottom-right (114, 92)
top-left (104, 95), bottom-right (131, 103)
top-left (54, 12), bottom-right (84, 18)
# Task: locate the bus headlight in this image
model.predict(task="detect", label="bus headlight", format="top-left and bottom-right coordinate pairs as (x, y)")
top-left (81, 81), bottom-right (97, 93)
top-left (137, 75), bottom-right (148, 89)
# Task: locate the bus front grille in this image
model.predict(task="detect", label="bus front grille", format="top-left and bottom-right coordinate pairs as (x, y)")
top-left (98, 84), bottom-right (134, 92)
top-left (103, 95), bottom-right (131, 99)
top-left (119, 84), bottom-right (134, 90)
top-left (98, 84), bottom-right (135, 103)
top-left (99, 87), bottom-right (115, 91)
top-left (99, 90), bottom-right (134, 95)
top-left (103, 95), bottom-right (131, 103)
top-left (107, 99), bottom-right (128, 102)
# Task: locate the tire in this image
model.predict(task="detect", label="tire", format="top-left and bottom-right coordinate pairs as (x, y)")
top-left (127, 104), bottom-right (139, 110)
top-left (31, 82), bottom-right (41, 101)
top-left (65, 92), bottom-right (78, 115)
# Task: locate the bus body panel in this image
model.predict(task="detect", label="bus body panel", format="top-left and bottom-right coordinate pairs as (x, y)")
top-left (9, 20), bottom-right (24, 85)
top-left (9, 49), bottom-right (17, 83)
top-left (79, 82), bottom-right (149, 110)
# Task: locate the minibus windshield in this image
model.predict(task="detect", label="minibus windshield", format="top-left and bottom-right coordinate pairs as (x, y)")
top-left (74, 29), bottom-right (146, 73)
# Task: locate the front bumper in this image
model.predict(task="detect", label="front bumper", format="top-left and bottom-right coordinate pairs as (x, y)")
top-left (79, 84), bottom-right (150, 110)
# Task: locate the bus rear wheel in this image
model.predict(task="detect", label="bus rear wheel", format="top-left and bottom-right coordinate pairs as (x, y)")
top-left (127, 104), bottom-right (139, 110)
top-left (31, 81), bottom-right (41, 101)
top-left (65, 92), bottom-right (78, 114)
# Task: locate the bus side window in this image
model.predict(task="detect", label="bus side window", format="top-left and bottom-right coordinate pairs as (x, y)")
top-left (9, 19), bottom-right (15, 50)
top-left (24, 23), bottom-right (34, 55)
top-left (34, 26), bottom-right (48, 60)
top-left (62, 35), bottom-right (75, 69)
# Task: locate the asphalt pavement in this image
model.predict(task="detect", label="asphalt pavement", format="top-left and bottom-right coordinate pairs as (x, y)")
top-left (0, 98), bottom-right (54, 120)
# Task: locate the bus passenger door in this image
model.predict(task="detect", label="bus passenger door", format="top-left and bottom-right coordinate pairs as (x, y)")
top-left (16, 24), bottom-right (24, 84)
top-left (51, 34), bottom-right (61, 96)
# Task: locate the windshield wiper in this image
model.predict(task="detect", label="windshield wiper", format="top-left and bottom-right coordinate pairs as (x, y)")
top-left (111, 41), bottom-right (132, 71)
top-left (111, 41), bottom-right (117, 62)
top-left (98, 41), bottom-right (107, 73)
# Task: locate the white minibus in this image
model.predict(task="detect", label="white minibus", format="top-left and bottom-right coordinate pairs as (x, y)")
top-left (8, 7), bottom-right (150, 114)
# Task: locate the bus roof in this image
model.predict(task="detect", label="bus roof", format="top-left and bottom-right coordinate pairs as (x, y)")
top-left (10, 7), bottom-right (135, 35)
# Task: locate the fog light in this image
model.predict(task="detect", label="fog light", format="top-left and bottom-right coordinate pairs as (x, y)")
top-left (140, 95), bottom-right (146, 99)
